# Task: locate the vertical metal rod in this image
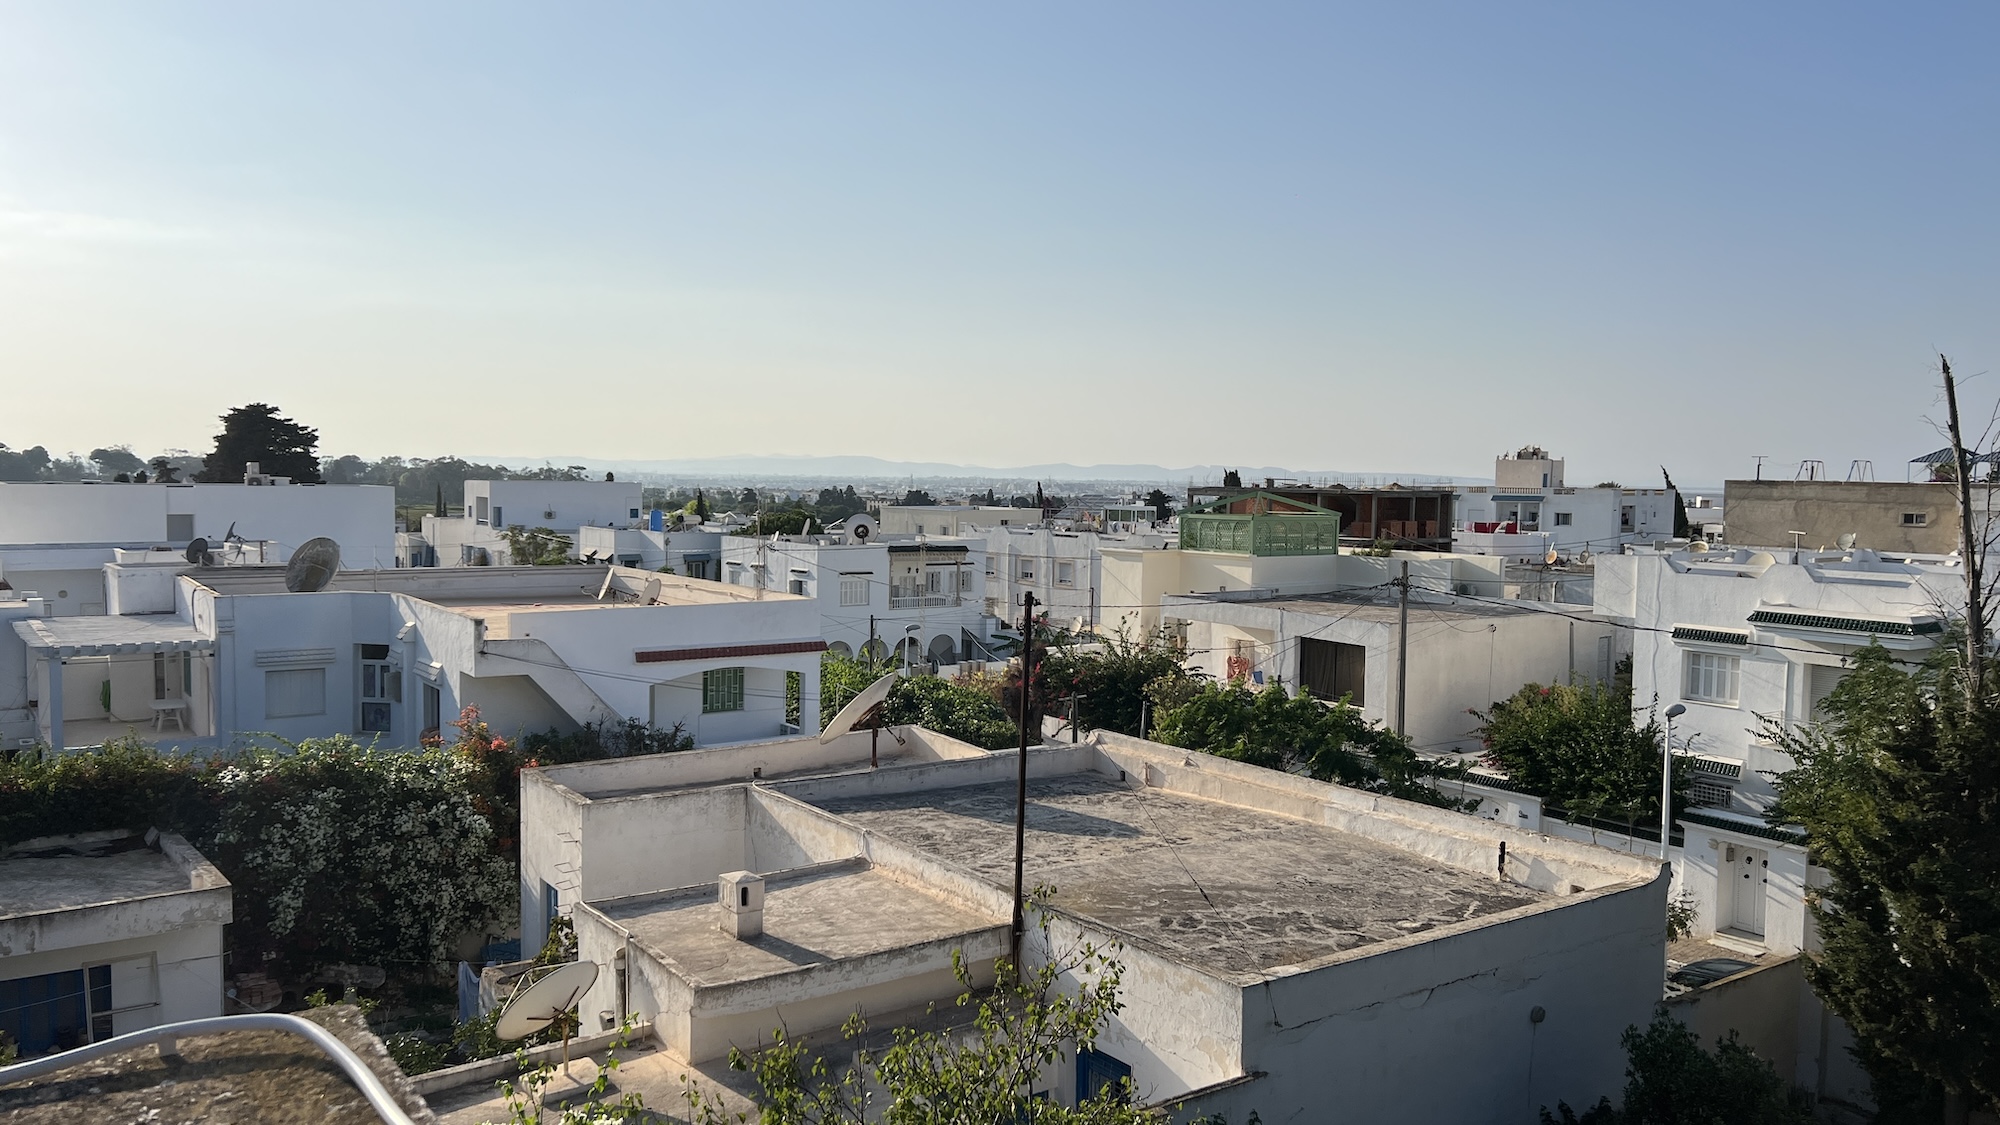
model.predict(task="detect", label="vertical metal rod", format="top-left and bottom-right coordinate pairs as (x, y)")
top-left (1660, 719), bottom-right (1675, 861)
top-left (1010, 592), bottom-right (1037, 970)
top-left (1395, 560), bottom-right (1410, 737)
top-left (1943, 355), bottom-right (1987, 707)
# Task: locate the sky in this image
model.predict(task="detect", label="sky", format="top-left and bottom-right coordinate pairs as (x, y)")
top-left (2, 3), bottom-right (1997, 484)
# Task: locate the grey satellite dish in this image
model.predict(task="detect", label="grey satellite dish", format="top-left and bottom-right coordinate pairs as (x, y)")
top-left (184, 537), bottom-right (210, 566)
top-left (285, 537), bottom-right (342, 593)
top-left (850, 519), bottom-right (872, 543)
top-left (495, 960), bottom-right (600, 1077)
top-left (821, 670), bottom-right (901, 767)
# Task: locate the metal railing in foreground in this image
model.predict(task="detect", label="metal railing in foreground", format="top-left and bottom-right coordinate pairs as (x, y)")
top-left (0, 1013), bottom-right (420, 1125)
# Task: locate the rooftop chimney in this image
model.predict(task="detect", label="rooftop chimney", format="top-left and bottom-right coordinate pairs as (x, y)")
top-left (718, 870), bottom-right (764, 940)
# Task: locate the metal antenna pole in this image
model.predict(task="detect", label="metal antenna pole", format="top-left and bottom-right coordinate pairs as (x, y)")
top-left (1943, 355), bottom-right (1988, 707)
top-left (1010, 592), bottom-right (1037, 970)
top-left (1396, 560), bottom-right (1410, 737)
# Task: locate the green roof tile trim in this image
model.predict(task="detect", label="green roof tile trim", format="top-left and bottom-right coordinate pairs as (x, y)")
top-left (1747, 610), bottom-right (1944, 636)
top-left (1672, 626), bottom-right (1750, 646)
top-left (1681, 809), bottom-right (1807, 843)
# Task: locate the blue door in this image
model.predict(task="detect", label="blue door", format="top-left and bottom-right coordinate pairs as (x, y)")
top-left (0, 969), bottom-right (88, 1055)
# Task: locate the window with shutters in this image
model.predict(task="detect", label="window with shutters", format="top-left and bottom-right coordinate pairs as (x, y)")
top-left (265, 668), bottom-right (326, 718)
top-left (703, 667), bottom-right (745, 713)
top-left (1683, 652), bottom-right (1740, 706)
top-left (1807, 663), bottom-right (1849, 721)
top-left (840, 575), bottom-right (870, 606)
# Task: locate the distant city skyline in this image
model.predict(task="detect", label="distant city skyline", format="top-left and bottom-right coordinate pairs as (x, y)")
top-left (3, 3), bottom-right (1995, 485)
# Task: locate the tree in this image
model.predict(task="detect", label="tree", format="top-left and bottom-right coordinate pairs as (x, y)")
top-left (693, 489), bottom-right (712, 522)
top-left (89, 446), bottom-right (146, 477)
top-left (683, 909), bottom-right (1162, 1125)
top-left (498, 526), bottom-right (574, 566)
top-left (1767, 642), bottom-right (2000, 1118)
top-left (0, 444), bottom-right (52, 481)
top-left (148, 456), bottom-right (181, 483)
top-left (1541, 1009), bottom-right (1813, 1125)
top-left (198, 403), bottom-right (323, 483)
top-left (816, 654), bottom-right (1017, 751)
top-left (1221, 469), bottom-right (1242, 488)
top-left (1040, 628), bottom-right (1194, 737)
top-left (1152, 680), bottom-right (1469, 808)
top-left (902, 488), bottom-right (938, 506)
top-left (322, 454), bottom-right (369, 484)
top-left (1143, 488), bottom-right (1174, 521)
top-left (1474, 681), bottom-right (1686, 833)
top-left (1661, 467), bottom-right (1692, 539)
top-left (738, 487), bottom-right (760, 513)
top-left (813, 486), bottom-right (867, 525)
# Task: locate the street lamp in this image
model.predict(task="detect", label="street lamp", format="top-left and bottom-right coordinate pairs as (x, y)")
top-left (1661, 704), bottom-right (1686, 861)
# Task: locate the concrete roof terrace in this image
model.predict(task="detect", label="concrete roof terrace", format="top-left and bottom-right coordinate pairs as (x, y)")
top-left (186, 564), bottom-right (796, 609)
top-left (801, 770), bottom-right (1545, 982)
top-left (1164, 587), bottom-right (1534, 623)
top-left (595, 858), bottom-right (1006, 990)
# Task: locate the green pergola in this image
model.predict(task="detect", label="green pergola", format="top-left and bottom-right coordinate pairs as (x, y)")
top-left (1180, 492), bottom-right (1341, 556)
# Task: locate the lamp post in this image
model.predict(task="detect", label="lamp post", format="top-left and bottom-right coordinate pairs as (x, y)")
top-left (1661, 704), bottom-right (1686, 862)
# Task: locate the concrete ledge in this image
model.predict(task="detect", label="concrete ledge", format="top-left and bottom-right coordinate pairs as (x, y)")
top-left (410, 1021), bottom-right (654, 1098)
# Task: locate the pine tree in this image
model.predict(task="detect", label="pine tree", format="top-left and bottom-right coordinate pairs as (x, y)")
top-left (1660, 466), bottom-right (1692, 539)
top-left (1768, 643), bottom-right (2000, 1118)
top-left (198, 403), bottom-right (323, 483)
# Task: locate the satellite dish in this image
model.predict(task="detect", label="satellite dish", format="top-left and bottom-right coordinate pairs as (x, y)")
top-left (495, 960), bottom-right (600, 1076)
top-left (851, 521), bottom-right (872, 543)
top-left (1837, 533), bottom-right (1857, 550)
top-left (820, 671), bottom-right (899, 744)
top-left (222, 521), bottom-right (239, 543)
top-left (285, 538), bottom-right (342, 593)
top-left (184, 537), bottom-right (211, 566)
top-left (1545, 548), bottom-right (1559, 565)
top-left (642, 577), bottom-right (663, 605)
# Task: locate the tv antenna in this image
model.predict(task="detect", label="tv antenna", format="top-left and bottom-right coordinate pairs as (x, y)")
top-left (494, 960), bottom-right (600, 1079)
top-left (820, 670), bottom-right (900, 768)
top-left (285, 538), bottom-right (342, 593)
top-left (1752, 455), bottom-right (1768, 480)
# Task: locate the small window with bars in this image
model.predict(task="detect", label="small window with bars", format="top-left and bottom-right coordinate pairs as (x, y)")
top-left (703, 667), bottom-right (745, 713)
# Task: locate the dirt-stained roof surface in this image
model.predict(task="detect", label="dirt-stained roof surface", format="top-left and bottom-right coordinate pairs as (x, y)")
top-left (807, 773), bottom-right (1545, 981)
top-left (0, 1005), bottom-right (434, 1125)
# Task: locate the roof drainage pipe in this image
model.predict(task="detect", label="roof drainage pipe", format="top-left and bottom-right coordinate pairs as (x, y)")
top-left (0, 1013), bottom-right (420, 1125)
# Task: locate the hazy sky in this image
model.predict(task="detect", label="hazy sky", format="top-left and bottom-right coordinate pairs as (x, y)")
top-left (2, 3), bottom-right (1996, 483)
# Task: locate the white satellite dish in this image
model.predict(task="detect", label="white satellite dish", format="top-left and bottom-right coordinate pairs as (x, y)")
top-left (285, 538), bottom-right (342, 592)
top-left (820, 671), bottom-right (898, 744)
top-left (642, 577), bottom-right (663, 605)
top-left (495, 960), bottom-right (600, 1076)
top-left (1837, 532), bottom-right (1857, 550)
top-left (1545, 548), bottom-right (1559, 565)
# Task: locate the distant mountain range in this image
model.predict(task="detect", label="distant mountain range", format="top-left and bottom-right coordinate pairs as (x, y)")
top-left (467, 452), bottom-right (1468, 488)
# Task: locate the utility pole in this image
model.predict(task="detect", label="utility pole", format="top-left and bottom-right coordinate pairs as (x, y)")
top-left (1942, 355), bottom-right (1988, 708)
top-left (1395, 560), bottom-right (1410, 737)
top-left (1010, 592), bottom-right (1037, 971)
top-left (868, 615), bottom-right (877, 667)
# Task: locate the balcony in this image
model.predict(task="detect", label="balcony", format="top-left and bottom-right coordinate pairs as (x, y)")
top-left (889, 592), bottom-right (962, 609)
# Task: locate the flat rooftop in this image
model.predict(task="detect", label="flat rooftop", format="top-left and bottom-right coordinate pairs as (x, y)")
top-left (186, 564), bottom-right (794, 608)
top-left (0, 835), bottom-right (201, 917)
top-left (599, 860), bottom-right (1005, 989)
top-left (1173, 589), bottom-right (1531, 623)
top-left (806, 773), bottom-right (1544, 981)
top-left (11, 613), bottom-right (213, 655)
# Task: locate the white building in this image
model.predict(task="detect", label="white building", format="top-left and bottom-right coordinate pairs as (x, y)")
top-left (0, 477), bottom-right (395, 618)
top-left (1453, 447), bottom-right (1679, 564)
top-left (516, 730), bottom-right (1665, 1121)
top-left (878, 504), bottom-right (1033, 536)
top-left (1166, 583), bottom-right (1622, 752)
top-left (980, 526), bottom-right (1112, 629)
top-left (399, 479), bottom-right (645, 567)
top-left (0, 829), bottom-right (231, 1056)
top-left (5, 564), bottom-right (826, 753)
top-left (718, 531), bottom-right (997, 665)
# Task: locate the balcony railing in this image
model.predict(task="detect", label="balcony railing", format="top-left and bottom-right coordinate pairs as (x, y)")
top-left (889, 592), bottom-right (963, 609)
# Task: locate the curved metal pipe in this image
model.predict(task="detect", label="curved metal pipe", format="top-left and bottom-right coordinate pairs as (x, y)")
top-left (0, 1013), bottom-right (420, 1125)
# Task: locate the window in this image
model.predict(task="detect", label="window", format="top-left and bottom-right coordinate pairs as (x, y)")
top-left (1077, 1048), bottom-right (1133, 1104)
top-left (1553, 512), bottom-right (1572, 527)
top-left (422, 681), bottom-right (442, 737)
top-left (703, 667), bottom-right (745, 713)
top-left (1683, 652), bottom-right (1741, 705)
top-left (166, 513), bottom-right (195, 542)
top-left (629, 508), bottom-right (640, 519)
top-left (265, 668), bottom-right (326, 718)
top-left (1808, 663), bottom-right (1848, 720)
top-left (1056, 561), bottom-right (1075, 586)
top-left (1020, 560), bottom-right (1035, 581)
top-left (475, 496), bottom-right (490, 525)
top-left (1620, 505), bottom-right (1635, 531)
top-left (358, 644), bottom-right (394, 733)
top-left (1299, 638), bottom-right (1365, 705)
top-left (840, 575), bottom-right (870, 606)
top-left (492, 506), bottom-right (503, 529)
top-left (926, 569), bottom-right (944, 594)
top-left (789, 578), bottom-right (808, 596)
top-left (1903, 512), bottom-right (1928, 526)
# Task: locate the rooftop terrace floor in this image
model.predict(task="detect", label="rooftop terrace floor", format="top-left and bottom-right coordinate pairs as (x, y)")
top-left (0, 839), bottom-right (193, 917)
top-left (599, 860), bottom-right (1005, 988)
top-left (807, 773), bottom-right (1544, 981)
